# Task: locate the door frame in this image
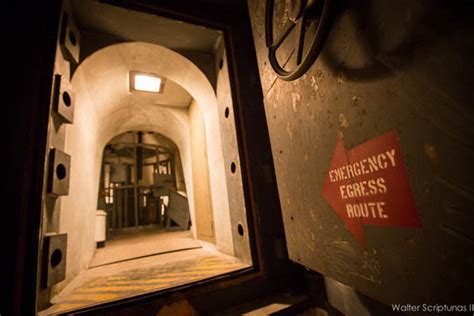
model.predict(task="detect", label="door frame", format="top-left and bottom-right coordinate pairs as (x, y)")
top-left (8, 1), bottom-right (288, 315)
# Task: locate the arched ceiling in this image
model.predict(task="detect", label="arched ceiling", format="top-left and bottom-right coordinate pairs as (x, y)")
top-left (131, 77), bottom-right (192, 109)
top-left (71, 41), bottom-right (219, 150)
top-left (76, 51), bottom-right (193, 109)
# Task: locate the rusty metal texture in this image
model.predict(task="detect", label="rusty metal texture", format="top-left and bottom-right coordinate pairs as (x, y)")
top-left (248, 0), bottom-right (474, 307)
top-left (47, 148), bottom-right (71, 196)
top-left (52, 74), bottom-right (75, 124)
top-left (41, 233), bottom-right (67, 288)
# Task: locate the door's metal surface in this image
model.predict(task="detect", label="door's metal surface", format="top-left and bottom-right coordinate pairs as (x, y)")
top-left (52, 74), bottom-right (75, 124)
top-left (41, 233), bottom-right (68, 288)
top-left (248, 0), bottom-right (474, 306)
top-left (47, 148), bottom-right (71, 196)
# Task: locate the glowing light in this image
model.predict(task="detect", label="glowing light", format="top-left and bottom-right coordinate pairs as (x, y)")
top-left (133, 74), bottom-right (162, 92)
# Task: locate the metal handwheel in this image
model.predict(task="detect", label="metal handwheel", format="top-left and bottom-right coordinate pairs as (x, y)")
top-left (265, 0), bottom-right (333, 81)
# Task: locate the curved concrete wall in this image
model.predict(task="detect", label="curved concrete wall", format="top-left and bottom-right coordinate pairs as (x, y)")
top-left (59, 42), bottom-right (235, 289)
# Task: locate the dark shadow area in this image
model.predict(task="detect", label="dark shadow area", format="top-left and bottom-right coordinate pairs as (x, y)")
top-left (322, 0), bottom-right (474, 81)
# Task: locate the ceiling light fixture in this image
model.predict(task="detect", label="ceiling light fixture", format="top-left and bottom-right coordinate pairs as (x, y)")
top-left (130, 71), bottom-right (163, 93)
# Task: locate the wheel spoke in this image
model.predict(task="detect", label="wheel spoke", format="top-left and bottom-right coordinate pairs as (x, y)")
top-left (295, 16), bottom-right (308, 65)
top-left (266, 0), bottom-right (333, 81)
top-left (265, 0), bottom-right (275, 47)
top-left (272, 20), bottom-right (296, 49)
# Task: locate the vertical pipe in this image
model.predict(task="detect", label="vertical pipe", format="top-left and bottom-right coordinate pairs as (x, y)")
top-left (104, 164), bottom-right (110, 189)
top-left (112, 185), bottom-right (117, 229)
top-left (134, 132), bottom-right (139, 227)
top-left (124, 187), bottom-right (128, 228)
top-left (169, 152), bottom-right (176, 190)
top-left (116, 189), bottom-right (123, 228)
top-left (98, 163), bottom-right (105, 209)
top-left (134, 186), bottom-right (139, 227)
top-left (137, 131), bottom-right (143, 180)
top-left (126, 164), bottom-right (131, 228)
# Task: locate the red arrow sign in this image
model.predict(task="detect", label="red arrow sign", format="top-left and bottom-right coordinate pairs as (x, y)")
top-left (322, 130), bottom-right (421, 247)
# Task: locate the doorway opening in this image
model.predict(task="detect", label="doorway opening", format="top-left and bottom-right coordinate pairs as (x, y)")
top-left (100, 131), bottom-right (188, 235)
top-left (93, 131), bottom-right (195, 265)
top-left (37, 1), bottom-right (253, 314)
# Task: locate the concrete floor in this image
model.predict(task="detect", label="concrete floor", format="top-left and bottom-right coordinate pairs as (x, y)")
top-left (90, 228), bottom-right (201, 267)
top-left (40, 229), bottom-right (249, 315)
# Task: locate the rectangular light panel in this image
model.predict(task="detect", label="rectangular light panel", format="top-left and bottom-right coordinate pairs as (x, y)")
top-left (133, 74), bottom-right (162, 92)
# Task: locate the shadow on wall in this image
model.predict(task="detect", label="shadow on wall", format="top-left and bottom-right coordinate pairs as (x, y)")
top-left (322, 0), bottom-right (474, 81)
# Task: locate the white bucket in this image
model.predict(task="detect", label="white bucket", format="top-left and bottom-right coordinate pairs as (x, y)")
top-left (95, 210), bottom-right (107, 243)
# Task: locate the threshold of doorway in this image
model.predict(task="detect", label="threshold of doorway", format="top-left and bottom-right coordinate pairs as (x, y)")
top-left (41, 247), bottom-right (249, 315)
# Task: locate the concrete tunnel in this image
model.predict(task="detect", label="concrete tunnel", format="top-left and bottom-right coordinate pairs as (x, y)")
top-left (49, 40), bottom-right (252, 299)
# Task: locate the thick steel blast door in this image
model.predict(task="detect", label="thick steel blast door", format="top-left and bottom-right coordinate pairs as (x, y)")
top-left (248, 0), bottom-right (474, 308)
